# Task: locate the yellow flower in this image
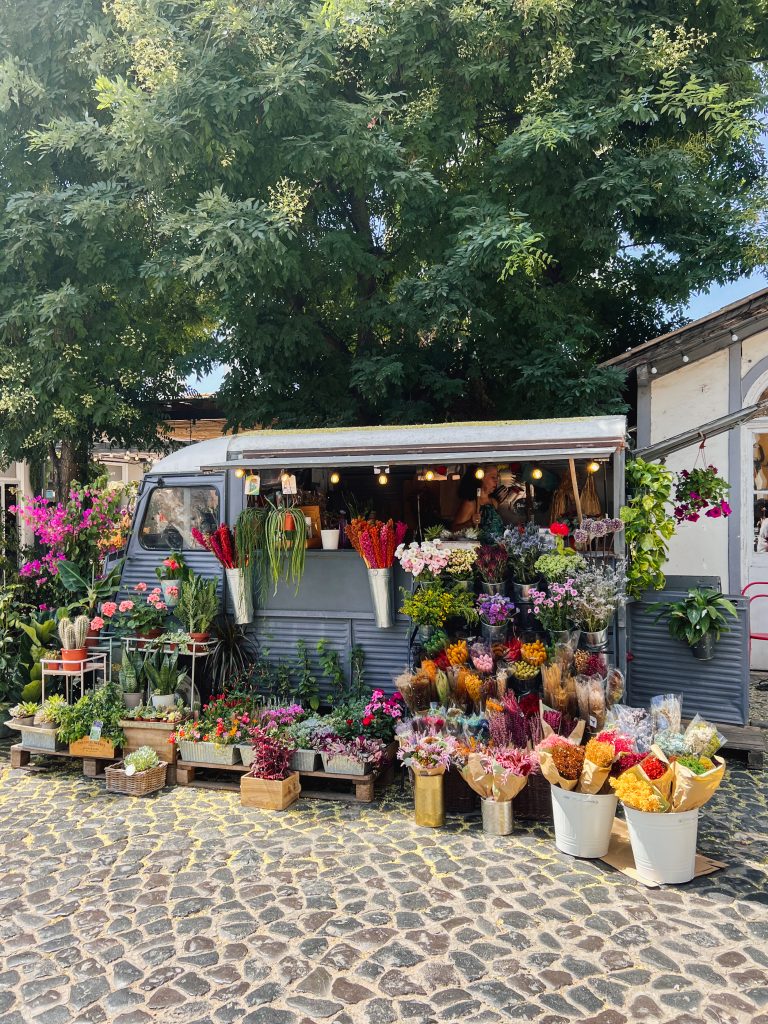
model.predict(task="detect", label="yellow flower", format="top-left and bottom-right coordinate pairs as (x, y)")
top-left (610, 772), bottom-right (664, 812)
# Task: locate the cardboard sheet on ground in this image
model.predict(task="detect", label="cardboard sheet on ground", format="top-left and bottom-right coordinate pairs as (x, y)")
top-left (599, 819), bottom-right (726, 887)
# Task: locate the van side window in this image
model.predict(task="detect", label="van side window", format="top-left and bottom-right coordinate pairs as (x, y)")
top-left (140, 486), bottom-right (220, 551)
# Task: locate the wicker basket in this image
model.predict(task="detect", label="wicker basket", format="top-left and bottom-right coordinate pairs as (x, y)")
top-left (321, 753), bottom-right (371, 776)
top-left (291, 749), bottom-right (321, 772)
top-left (178, 740), bottom-right (240, 765)
top-left (444, 766), bottom-right (479, 814)
top-left (512, 771), bottom-right (552, 821)
top-left (105, 761), bottom-right (167, 797)
top-left (237, 744), bottom-right (254, 768)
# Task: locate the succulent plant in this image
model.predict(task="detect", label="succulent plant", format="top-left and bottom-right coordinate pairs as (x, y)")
top-left (58, 614), bottom-right (90, 651)
top-left (34, 694), bottom-right (68, 725)
top-left (10, 701), bottom-right (39, 719)
top-left (124, 746), bottom-right (160, 773)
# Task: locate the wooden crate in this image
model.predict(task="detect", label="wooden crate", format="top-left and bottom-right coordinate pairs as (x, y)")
top-left (119, 719), bottom-right (179, 783)
top-left (240, 772), bottom-right (300, 810)
top-left (69, 738), bottom-right (117, 758)
top-left (10, 743), bottom-right (119, 779)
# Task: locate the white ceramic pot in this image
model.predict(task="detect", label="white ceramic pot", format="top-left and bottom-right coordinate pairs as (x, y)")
top-left (321, 529), bottom-right (340, 550)
top-left (123, 692), bottom-right (143, 709)
top-left (151, 693), bottom-right (175, 709)
top-left (160, 579), bottom-right (180, 607)
top-left (624, 806), bottom-right (699, 884)
top-left (551, 786), bottom-right (617, 858)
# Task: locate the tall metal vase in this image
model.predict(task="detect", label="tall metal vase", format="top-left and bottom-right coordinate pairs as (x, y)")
top-left (368, 568), bottom-right (394, 628)
top-left (413, 768), bottom-right (445, 827)
top-left (225, 568), bottom-right (253, 625)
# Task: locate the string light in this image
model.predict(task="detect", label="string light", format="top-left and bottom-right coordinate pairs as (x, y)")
top-left (330, 471), bottom-right (340, 485)
top-left (425, 469), bottom-right (435, 481)
top-left (378, 472), bottom-right (389, 486)
top-left (474, 467), bottom-right (485, 480)
top-left (531, 466), bottom-right (543, 481)
top-left (234, 468), bottom-right (245, 478)
top-left (587, 461), bottom-right (601, 474)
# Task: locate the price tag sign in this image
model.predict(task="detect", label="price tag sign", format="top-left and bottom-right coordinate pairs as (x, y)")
top-left (89, 720), bottom-right (103, 742)
top-left (281, 473), bottom-right (297, 495)
top-left (124, 763), bottom-right (137, 777)
top-left (245, 473), bottom-right (260, 496)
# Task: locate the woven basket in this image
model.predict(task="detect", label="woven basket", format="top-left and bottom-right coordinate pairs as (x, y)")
top-left (178, 740), bottom-right (240, 765)
top-left (291, 749), bottom-right (321, 772)
top-left (105, 761), bottom-right (167, 797)
top-left (512, 771), bottom-right (552, 821)
top-left (444, 766), bottom-right (479, 814)
top-left (321, 753), bottom-right (371, 776)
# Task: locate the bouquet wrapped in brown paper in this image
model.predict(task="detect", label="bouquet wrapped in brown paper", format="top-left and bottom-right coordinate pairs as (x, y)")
top-left (624, 745), bottom-right (674, 801)
top-left (669, 754), bottom-right (726, 811)
top-left (461, 748), bottom-right (538, 802)
top-left (539, 734), bottom-right (627, 794)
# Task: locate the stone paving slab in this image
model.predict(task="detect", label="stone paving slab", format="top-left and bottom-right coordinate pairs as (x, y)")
top-left (0, 756), bottom-right (765, 1024)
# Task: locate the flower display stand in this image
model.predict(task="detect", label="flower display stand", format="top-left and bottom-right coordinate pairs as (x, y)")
top-left (9, 742), bottom-right (120, 779)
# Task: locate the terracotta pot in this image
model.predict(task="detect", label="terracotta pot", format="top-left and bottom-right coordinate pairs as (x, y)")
top-left (61, 648), bottom-right (87, 667)
top-left (189, 632), bottom-right (210, 645)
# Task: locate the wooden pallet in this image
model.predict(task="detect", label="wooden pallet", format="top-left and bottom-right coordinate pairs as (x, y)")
top-left (175, 757), bottom-right (395, 802)
top-left (718, 723), bottom-right (766, 769)
top-left (10, 743), bottom-right (120, 779)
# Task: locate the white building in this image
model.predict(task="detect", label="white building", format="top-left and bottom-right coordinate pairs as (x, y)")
top-left (603, 285), bottom-right (768, 665)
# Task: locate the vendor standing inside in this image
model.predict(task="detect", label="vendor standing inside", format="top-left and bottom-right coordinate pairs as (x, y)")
top-left (452, 465), bottom-right (501, 533)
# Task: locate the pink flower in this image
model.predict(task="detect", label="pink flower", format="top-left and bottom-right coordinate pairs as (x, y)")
top-left (90, 616), bottom-right (105, 631)
top-left (118, 600), bottom-right (134, 613)
top-left (148, 593), bottom-right (160, 605)
top-left (166, 584), bottom-right (179, 598)
top-left (135, 582), bottom-right (148, 592)
top-left (102, 601), bottom-right (118, 617)
top-left (156, 602), bottom-right (167, 612)
top-left (151, 587), bottom-right (162, 596)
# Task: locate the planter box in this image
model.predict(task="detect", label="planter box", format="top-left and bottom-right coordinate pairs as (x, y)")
top-left (291, 749), bottom-right (321, 772)
top-left (69, 738), bottom-right (117, 759)
top-left (321, 753), bottom-right (371, 775)
top-left (19, 725), bottom-right (65, 752)
top-left (105, 761), bottom-right (168, 797)
top-left (240, 772), bottom-right (300, 810)
top-left (237, 744), bottom-right (254, 768)
top-left (120, 719), bottom-right (180, 766)
top-left (178, 740), bottom-right (239, 765)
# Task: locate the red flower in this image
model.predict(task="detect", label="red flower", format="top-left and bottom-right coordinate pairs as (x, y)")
top-left (549, 522), bottom-right (569, 537)
top-left (362, 715), bottom-right (374, 727)
top-left (346, 718), bottom-right (353, 726)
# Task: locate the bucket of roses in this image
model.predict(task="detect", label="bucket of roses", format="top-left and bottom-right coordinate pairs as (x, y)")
top-left (171, 716), bottom-right (245, 765)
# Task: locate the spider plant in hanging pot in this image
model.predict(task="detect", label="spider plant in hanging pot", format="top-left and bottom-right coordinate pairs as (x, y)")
top-left (652, 588), bottom-right (738, 661)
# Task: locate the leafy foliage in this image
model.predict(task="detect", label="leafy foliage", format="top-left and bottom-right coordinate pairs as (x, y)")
top-left (653, 587), bottom-right (738, 646)
top-left (621, 458), bottom-right (676, 598)
top-left (16, 0), bottom-right (768, 428)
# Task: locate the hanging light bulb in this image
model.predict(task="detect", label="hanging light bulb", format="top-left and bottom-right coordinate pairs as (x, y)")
top-left (378, 472), bottom-right (389, 486)
top-left (474, 467), bottom-right (485, 480)
top-left (587, 461), bottom-right (601, 474)
top-left (330, 471), bottom-right (340, 485)
top-left (234, 468), bottom-right (245, 478)
top-left (425, 469), bottom-right (435, 481)
top-left (531, 466), bottom-right (543, 481)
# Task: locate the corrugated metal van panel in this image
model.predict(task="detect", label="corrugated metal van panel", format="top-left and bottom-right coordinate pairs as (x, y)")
top-left (352, 619), bottom-right (412, 691)
top-left (627, 587), bottom-right (749, 726)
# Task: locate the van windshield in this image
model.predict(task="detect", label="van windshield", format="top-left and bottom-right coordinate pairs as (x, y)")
top-left (140, 486), bottom-right (220, 551)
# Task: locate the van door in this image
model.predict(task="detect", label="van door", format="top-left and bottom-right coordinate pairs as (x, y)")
top-left (120, 474), bottom-right (226, 597)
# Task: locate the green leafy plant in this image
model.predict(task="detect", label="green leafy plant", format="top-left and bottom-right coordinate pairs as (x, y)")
top-left (317, 639), bottom-right (346, 705)
top-left (350, 645), bottom-right (366, 702)
top-left (35, 694), bottom-right (68, 726)
top-left (652, 588), bottom-right (737, 647)
top-left (56, 684), bottom-right (126, 746)
top-left (124, 746), bottom-right (160, 772)
top-left (620, 458), bottom-right (677, 599)
top-left (294, 639), bottom-right (320, 711)
top-left (400, 583), bottom-right (479, 628)
top-left (117, 649), bottom-right (147, 694)
top-left (144, 651), bottom-right (187, 696)
top-left (176, 576), bottom-right (219, 635)
top-left (123, 700), bottom-right (186, 722)
top-left (207, 618), bottom-right (259, 693)
top-left (10, 700), bottom-right (39, 719)
top-left (57, 561), bottom-right (124, 616)
top-left (16, 615), bottom-right (59, 701)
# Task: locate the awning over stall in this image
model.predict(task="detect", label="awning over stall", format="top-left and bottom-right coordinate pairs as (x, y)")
top-left (196, 417), bottom-right (627, 471)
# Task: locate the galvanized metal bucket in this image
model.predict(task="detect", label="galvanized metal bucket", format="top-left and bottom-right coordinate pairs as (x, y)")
top-left (481, 798), bottom-right (514, 835)
top-left (367, 568), bottom-right (393, 628)
top-left (225, 568), bottom-right (253, 625)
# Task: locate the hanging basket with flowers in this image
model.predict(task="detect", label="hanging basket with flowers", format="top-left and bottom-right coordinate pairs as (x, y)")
top-left (673, 465), bottom-right (731, 523)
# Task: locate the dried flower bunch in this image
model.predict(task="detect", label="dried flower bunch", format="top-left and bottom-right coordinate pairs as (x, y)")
top-left (550, 742), bottom-right (586, 780)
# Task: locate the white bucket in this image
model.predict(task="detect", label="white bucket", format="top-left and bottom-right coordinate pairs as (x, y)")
top-left (551, 786), bottom-right (618, 858)
top-left (321, 529), bottom-right (340, 550)
top-left (624, 806), bottom-right (699, 884)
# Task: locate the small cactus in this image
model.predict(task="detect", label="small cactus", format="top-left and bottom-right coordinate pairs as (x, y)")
top-left (58, 614), bottom-right (90, 650)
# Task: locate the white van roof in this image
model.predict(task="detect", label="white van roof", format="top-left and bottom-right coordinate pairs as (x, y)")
top-left (149, 417), bottom-right (626, 475)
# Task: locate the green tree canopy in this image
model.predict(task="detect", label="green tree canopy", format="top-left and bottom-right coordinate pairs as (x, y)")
top-left (8, 0), bottom-right (768, 438)
top-left (0, 0), bottom-right (210, 496)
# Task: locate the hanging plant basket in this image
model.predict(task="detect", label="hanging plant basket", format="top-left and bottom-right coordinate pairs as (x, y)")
top-left (673, 465), bottom-right (731, 523)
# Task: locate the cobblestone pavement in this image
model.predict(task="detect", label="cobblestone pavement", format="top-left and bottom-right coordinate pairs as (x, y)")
top-left (750, 673), bottom-right (768, 725)
top-left (0, 757), bottom-right (766, 1024)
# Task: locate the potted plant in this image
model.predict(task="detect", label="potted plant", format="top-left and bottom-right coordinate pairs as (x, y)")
top-left (120, 700), bottom-right (187, 777)
top-left (673, 465), bottom-right (731, 523)
top-left (20, 696), bottom-right (69, 751)
top-left (56, 560), bottom-right (124, 618)
top-left (240, 727), bottom-right (300, 810)
top-left (151, 629), bottom-right (192, 653)
top-left (57, 614), bottom-right (90, 667)
top-left (8, 701), bottom-right (39, 727)
top-left (117, 649), bottom-right (146, 709)
top-left (317, 734), bottom-right (385, 776)
top-left (287, 717), bottom-right (323, 772)
top-left (144, 650), bottom-right (187, 708)
top-left (320, 510), bottom-right (341, 550)
top-left (155, 552), bottom-right (189, 607)
top-left (528, 580), bottom-right (579, 645)
top-left (443, 548), bottom-right (477, 590)
top-left (400, 582), bottom-right (478, 642)
top-left (172, 708), bottom-right (246, 765)
top-left (176, 575), bottom-right (218, 643)
top-left (105, 744), bottom-right (168, 797)
top-left (476, 592), bottom-right (515, 645)
top-left (503, 523), bottom-right (546, 601)
top-left (396, 722), bottom-right (459, 828)
top-left (57, 683), bottom-right (126, 758)
top-left (110, 585), bottom-right (169, 644)
top-left (571, 563), bottom-right (626, 647)
top-left (475, 544), bottom-right (508, 594)
top-left (652, 587), bottom-right (738, 661)
top-left (534, 524), bottom-right (585, 583)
